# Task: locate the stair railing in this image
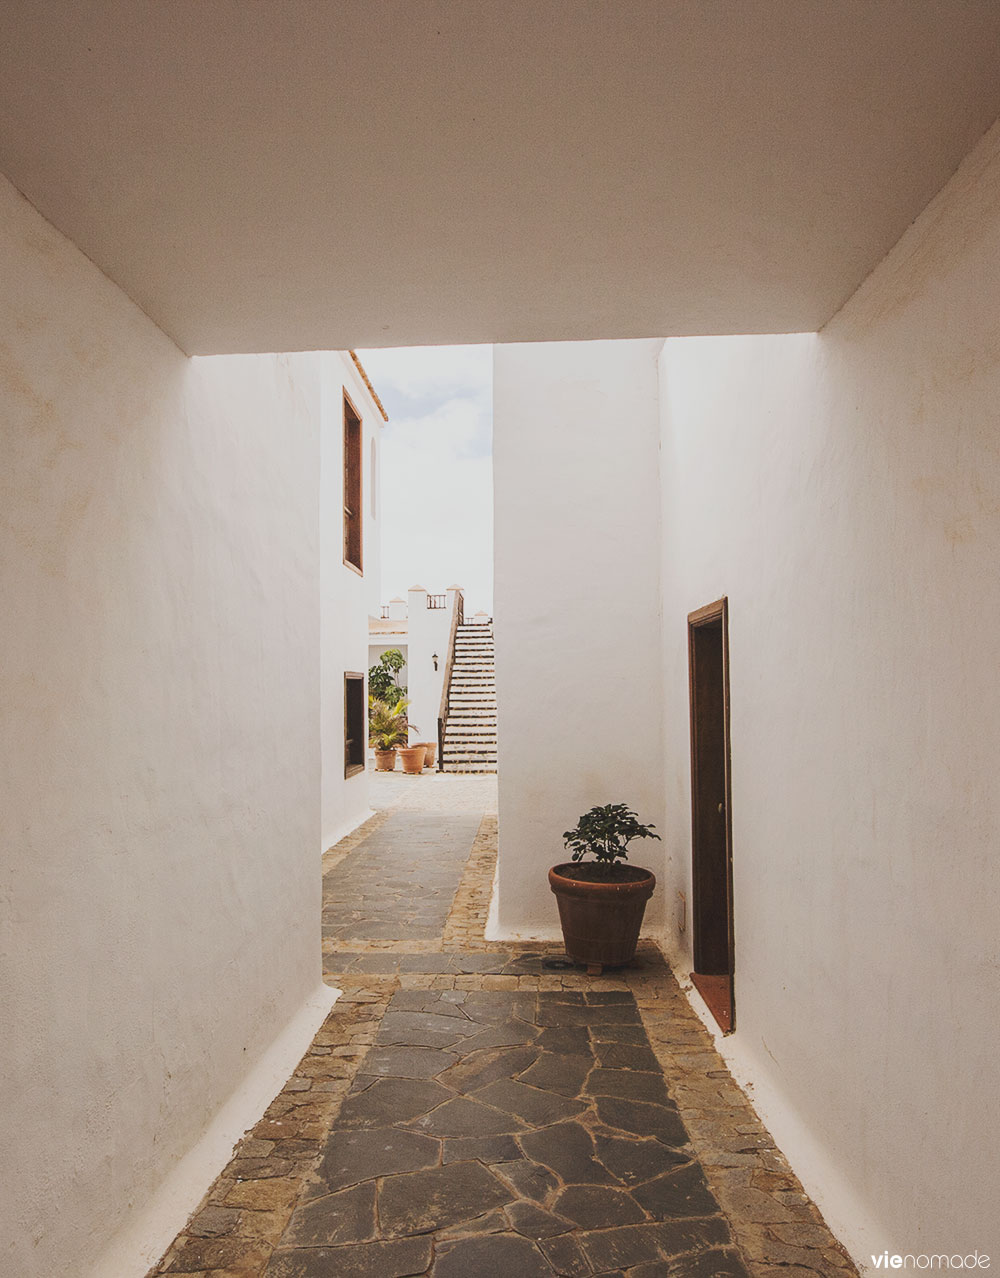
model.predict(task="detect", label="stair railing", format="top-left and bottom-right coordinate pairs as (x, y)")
top-left (436, 590), bottom-right (464, 772)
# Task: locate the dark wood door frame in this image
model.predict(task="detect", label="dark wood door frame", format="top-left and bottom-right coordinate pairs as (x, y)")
top-left (687, 597), bottom-right (735, 1033)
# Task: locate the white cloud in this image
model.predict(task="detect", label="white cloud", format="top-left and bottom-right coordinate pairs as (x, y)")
top-left (365, 346), bottom-right (494, 614)
top-left (358, 344), bottom-right (492, 404)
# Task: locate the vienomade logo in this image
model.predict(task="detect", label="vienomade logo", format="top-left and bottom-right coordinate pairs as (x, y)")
top-left (872, 1254), bottom-right (990, 1270)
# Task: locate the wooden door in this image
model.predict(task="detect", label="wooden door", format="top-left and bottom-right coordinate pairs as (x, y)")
top-left (688, 598), bottom-right (735, 1032)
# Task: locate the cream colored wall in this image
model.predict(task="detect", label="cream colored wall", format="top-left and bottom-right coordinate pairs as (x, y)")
top-left (320, 355), bottom-right (381, 851)
top-left (0, 176), bottom-right (330, 1277)
top-left (406, 586), bottom-right (459, 751)
top-left (491, 339), bottom-right (667, 939)
top-left (657, 122), bottom-right (1000, 1269)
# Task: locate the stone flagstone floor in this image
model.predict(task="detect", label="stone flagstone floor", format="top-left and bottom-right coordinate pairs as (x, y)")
top-left (152, 771), bottom-right (857, 1278)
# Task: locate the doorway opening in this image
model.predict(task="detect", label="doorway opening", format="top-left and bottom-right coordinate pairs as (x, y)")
top-left (688, 598), bottom-right (735, 1033)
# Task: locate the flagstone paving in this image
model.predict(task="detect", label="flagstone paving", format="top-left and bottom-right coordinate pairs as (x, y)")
top-left (152, 772), bottom-right (858, 1278)
top-left (267, 987), bottom-right (744, 1278)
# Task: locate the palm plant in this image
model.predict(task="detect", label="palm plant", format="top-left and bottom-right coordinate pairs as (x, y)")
top-left (368, 696), bottom-right (409, 750)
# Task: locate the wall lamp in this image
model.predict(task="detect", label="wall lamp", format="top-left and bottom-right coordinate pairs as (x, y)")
top-left (432, 652), bottom-right (439, 671)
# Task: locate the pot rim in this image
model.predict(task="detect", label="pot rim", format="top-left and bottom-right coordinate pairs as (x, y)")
top-left (549, 862), bottom-right (656, 899)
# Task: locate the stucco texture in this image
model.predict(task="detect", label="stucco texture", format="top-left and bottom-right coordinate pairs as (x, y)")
top-left (0, 176), bottom-right (324, 1276)
top-left (657, 122), bottom-right (1000, 1267)
top-left (492, 339), bottom-right (667, 937)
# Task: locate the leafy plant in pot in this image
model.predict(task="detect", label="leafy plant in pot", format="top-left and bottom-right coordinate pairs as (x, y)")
top-left (369, 648), bottom-right (406, 703)
top-left (368, 696), bottom-right (408, 771)
top-left (549, 804), bottom-right (660, 973)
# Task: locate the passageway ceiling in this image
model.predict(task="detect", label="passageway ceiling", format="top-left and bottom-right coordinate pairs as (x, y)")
top-left (2, 1), bottom-right (1000, 354)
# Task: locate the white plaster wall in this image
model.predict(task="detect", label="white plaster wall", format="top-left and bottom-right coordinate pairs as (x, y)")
top-left (0, 176), bottom-right (329, 1278)
top-left (319, 355), bottom-right (382, 850)
top-left (492, 340), bottom-right (667, 937)
top-left (657, 122), bottom-right (1000, 1268)
top-left (406, 588), bottom-right (460, 748)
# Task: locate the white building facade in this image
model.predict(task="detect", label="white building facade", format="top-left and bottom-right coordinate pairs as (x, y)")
top-left (368, 585), bottom-right (467, 751)
top-left (492, 121), bottom-right (1000, 1272)
top-left (0, 172), bottom-right (384, 1278)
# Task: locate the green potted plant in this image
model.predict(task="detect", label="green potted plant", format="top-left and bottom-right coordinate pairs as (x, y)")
top-left (549, 804), bottom-right (660, 974)
top-left (369, 649), bottom-right (406, 703)
top-left (368, 696), bottom-right (408, 771)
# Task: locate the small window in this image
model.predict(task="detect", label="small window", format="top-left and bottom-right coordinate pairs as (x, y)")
top-left (345, 672), bottom-right (365, 777)
top-left (343, 393), bottom-right (363, 573)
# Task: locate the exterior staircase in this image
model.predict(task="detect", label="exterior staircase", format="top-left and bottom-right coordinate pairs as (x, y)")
top-left (441, 622), bottom-right (497, 773)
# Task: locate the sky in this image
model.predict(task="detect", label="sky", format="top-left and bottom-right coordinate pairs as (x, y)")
top-left (356, 345), bottom-right (494, 616)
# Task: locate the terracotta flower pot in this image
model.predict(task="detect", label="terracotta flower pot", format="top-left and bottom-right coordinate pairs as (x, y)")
top-left (548, 862), bottom-right (656, 972)
top-left (374, 748), bottom-right (397, 772)
top-left (420, 741), bottom-right (437, 769)
top-left (398, 744), bottom-right (427, 775)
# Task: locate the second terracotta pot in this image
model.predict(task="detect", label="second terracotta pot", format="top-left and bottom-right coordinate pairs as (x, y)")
top-left (398, 744), bottom-right (427, 774)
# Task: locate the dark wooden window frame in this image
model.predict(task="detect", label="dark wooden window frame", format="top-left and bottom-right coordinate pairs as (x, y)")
top-left (343, 391), bottom-right (363, 575)
top-left (687, 597), bottom-right (736, 1033)
top-left (344, 671), bottom-right (366, 778)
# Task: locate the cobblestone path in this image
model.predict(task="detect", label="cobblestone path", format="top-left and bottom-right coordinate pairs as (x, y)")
top-left (322, 811), bottom-right (481, 944)
top-left (153, 773), bottom-right (857, 1278)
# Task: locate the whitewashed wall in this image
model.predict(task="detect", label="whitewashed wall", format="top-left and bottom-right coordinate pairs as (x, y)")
top-left (406, 586), bottom-right (461, 750)
top-left (0, 176), bottom-right (332, 1278)
top-left (492, 340), bottom-right (667, 937)
top-left (658, 122), bottom-right (1000, 1268)
top-left (320, 355), bottom-right (382, 849)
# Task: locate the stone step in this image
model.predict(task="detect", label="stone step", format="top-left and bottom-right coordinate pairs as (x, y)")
top-left (446, 618), bottom-right (496, 755)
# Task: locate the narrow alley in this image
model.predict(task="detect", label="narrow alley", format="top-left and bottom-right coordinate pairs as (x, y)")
top-left (153, 775), bottom-right (856, 1278)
